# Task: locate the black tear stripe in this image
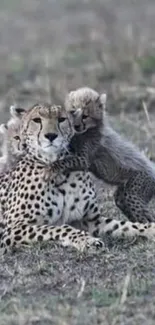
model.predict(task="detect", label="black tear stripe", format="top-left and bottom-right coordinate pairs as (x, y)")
top-left (37, 119), bottom-right (42, 146)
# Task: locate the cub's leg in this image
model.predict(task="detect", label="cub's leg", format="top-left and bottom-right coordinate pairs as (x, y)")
top-left (114, 171), bottom-right (155, 223)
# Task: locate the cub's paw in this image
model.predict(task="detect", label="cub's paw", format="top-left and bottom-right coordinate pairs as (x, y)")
top-left (42, 168), bottom-right (66, 185)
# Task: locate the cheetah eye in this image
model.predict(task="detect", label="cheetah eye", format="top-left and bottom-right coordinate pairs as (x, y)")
top-left (58, 117), bottom-right (66, 123)
top-left (32, 117), bottom-right (41, 123)
top-left (14, 135), bottom-right (20, 140)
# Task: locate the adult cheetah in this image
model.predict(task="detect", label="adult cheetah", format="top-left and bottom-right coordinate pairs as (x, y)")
top-left (0, 103), bottom-right (104, 252)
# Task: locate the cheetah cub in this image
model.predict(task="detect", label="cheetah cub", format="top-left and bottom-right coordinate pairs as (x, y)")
top-left (0, 106), bottom-right (24, 173)
top-left (49, 87), bottom-right (155, 224)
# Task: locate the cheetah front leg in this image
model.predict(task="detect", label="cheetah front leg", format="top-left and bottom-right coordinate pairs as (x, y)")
top-left (0, 223), bottom-right (103, 253)
top-left (114, 172), bottom-right (155, 223)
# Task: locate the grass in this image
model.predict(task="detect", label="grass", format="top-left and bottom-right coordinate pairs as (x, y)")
top-left (1, 239), bottom-right (155, 325)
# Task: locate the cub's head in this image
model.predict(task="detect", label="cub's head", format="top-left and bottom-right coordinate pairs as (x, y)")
top-left (10, 103), bottom-right (73, 163)
top-left (0, 113), bottom-right (22, 161)
top-left (65, 87), bottom-right (106, 133)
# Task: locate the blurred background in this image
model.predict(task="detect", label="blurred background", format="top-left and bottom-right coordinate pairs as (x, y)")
top-left (0, 0), bottom-right (155, 120)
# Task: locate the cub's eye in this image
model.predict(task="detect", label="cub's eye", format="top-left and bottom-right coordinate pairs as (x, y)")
top-left (58, 117), bottom-right (66, 123)
top-left (14, 135), bottom-right (20, 140)
top-left (32, 117), bottom-right (41, 123)
top-left (82, 114), bottom-right (88, 119)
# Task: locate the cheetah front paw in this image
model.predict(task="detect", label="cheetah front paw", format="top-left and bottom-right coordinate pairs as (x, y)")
top-left (62, 231), bottom-right (104, 252)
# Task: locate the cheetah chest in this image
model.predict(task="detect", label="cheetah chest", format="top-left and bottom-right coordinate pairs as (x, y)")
top-left (59, 171), bottom-right (95, 223)
top-left (4, 160), bottom-right (64, 225)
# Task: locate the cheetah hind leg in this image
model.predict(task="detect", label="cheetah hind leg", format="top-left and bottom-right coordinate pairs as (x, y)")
top-left (0, 223), bottom-right (104, 253)
top-left (114, 184), bottom-right (154, 223)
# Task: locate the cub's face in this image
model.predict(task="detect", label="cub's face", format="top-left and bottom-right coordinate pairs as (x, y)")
top-left (65, 87), bottom-right (106, 133)
top-left (0, 120), bottom-right (22, 159)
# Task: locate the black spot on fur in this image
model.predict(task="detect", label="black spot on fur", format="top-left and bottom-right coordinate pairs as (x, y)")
top-left (42, 228), bottom-right (48, 234)
top-left (62, 232), bottom-right (67, 237)
top-left (21, 204), bottom-right (26, 210)
top-left (15, 235), bottom-right (22, 241)
top-left (48, 209), bottom-right (53, 217)
top-left (89, 203), bottom-right (94, 210)
top-left (70, 183), bottom-right (76, 188)
top-left (105, 218), bottom-right (113, 224)
top-left (15, 229), bottom-right (21, 235)
top-left (34, 203), bottom-right (40, 209)
top-left (84, 201), bottom-right (89, 211)
top-left (52, 201), bottom-right (57, 207)
top-left (29, 233), bottom-right (35, 239)
top-left (6, 238), bottom-right (11, 246)
top-left (113, 224), bottom-right (119, 231)
top-left (25, 193), bottom-right (29, 200)
top-left (132, 224), bottom-right (138, 229)
top-left (27, 179), bottom-right (31, 184)
top-left (24, 213), bottom-right (30, 218)
top-left (59, 189), bottom-right (65, 195)
top-left (106, 230), bottom-right (113, 235)
top-left (37, 235), bottom-right (43, 241)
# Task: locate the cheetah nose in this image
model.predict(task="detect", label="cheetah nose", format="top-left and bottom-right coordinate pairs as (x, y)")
top-left (74, 125), bottom-right (81, 132)
top-left (44, 133), bottom-right (58, 142)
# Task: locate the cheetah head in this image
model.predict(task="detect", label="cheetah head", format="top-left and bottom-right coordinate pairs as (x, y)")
top-left (65, 87), bottom-right (107, 133)
top-left (10, 103), bottom-right (73, 163)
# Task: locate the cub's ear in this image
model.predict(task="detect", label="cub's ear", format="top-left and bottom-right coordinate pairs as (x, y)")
top-left (9, 105), bottom-right (26, 119)
top-left (100, 93), bottom-right (107, 109)
top-left (0, 123), bottom-right (8, 135)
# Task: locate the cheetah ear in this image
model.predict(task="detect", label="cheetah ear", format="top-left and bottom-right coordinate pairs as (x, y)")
top-left (100, 93), bottom-right (107, 110)
top-left (9, 105), bottom-right (26, 119)
top-left (0, 123), bottom-right (8, 135)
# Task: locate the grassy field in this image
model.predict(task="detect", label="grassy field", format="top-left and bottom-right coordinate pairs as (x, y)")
top-left (1, 0), bottom-right (155, 324)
